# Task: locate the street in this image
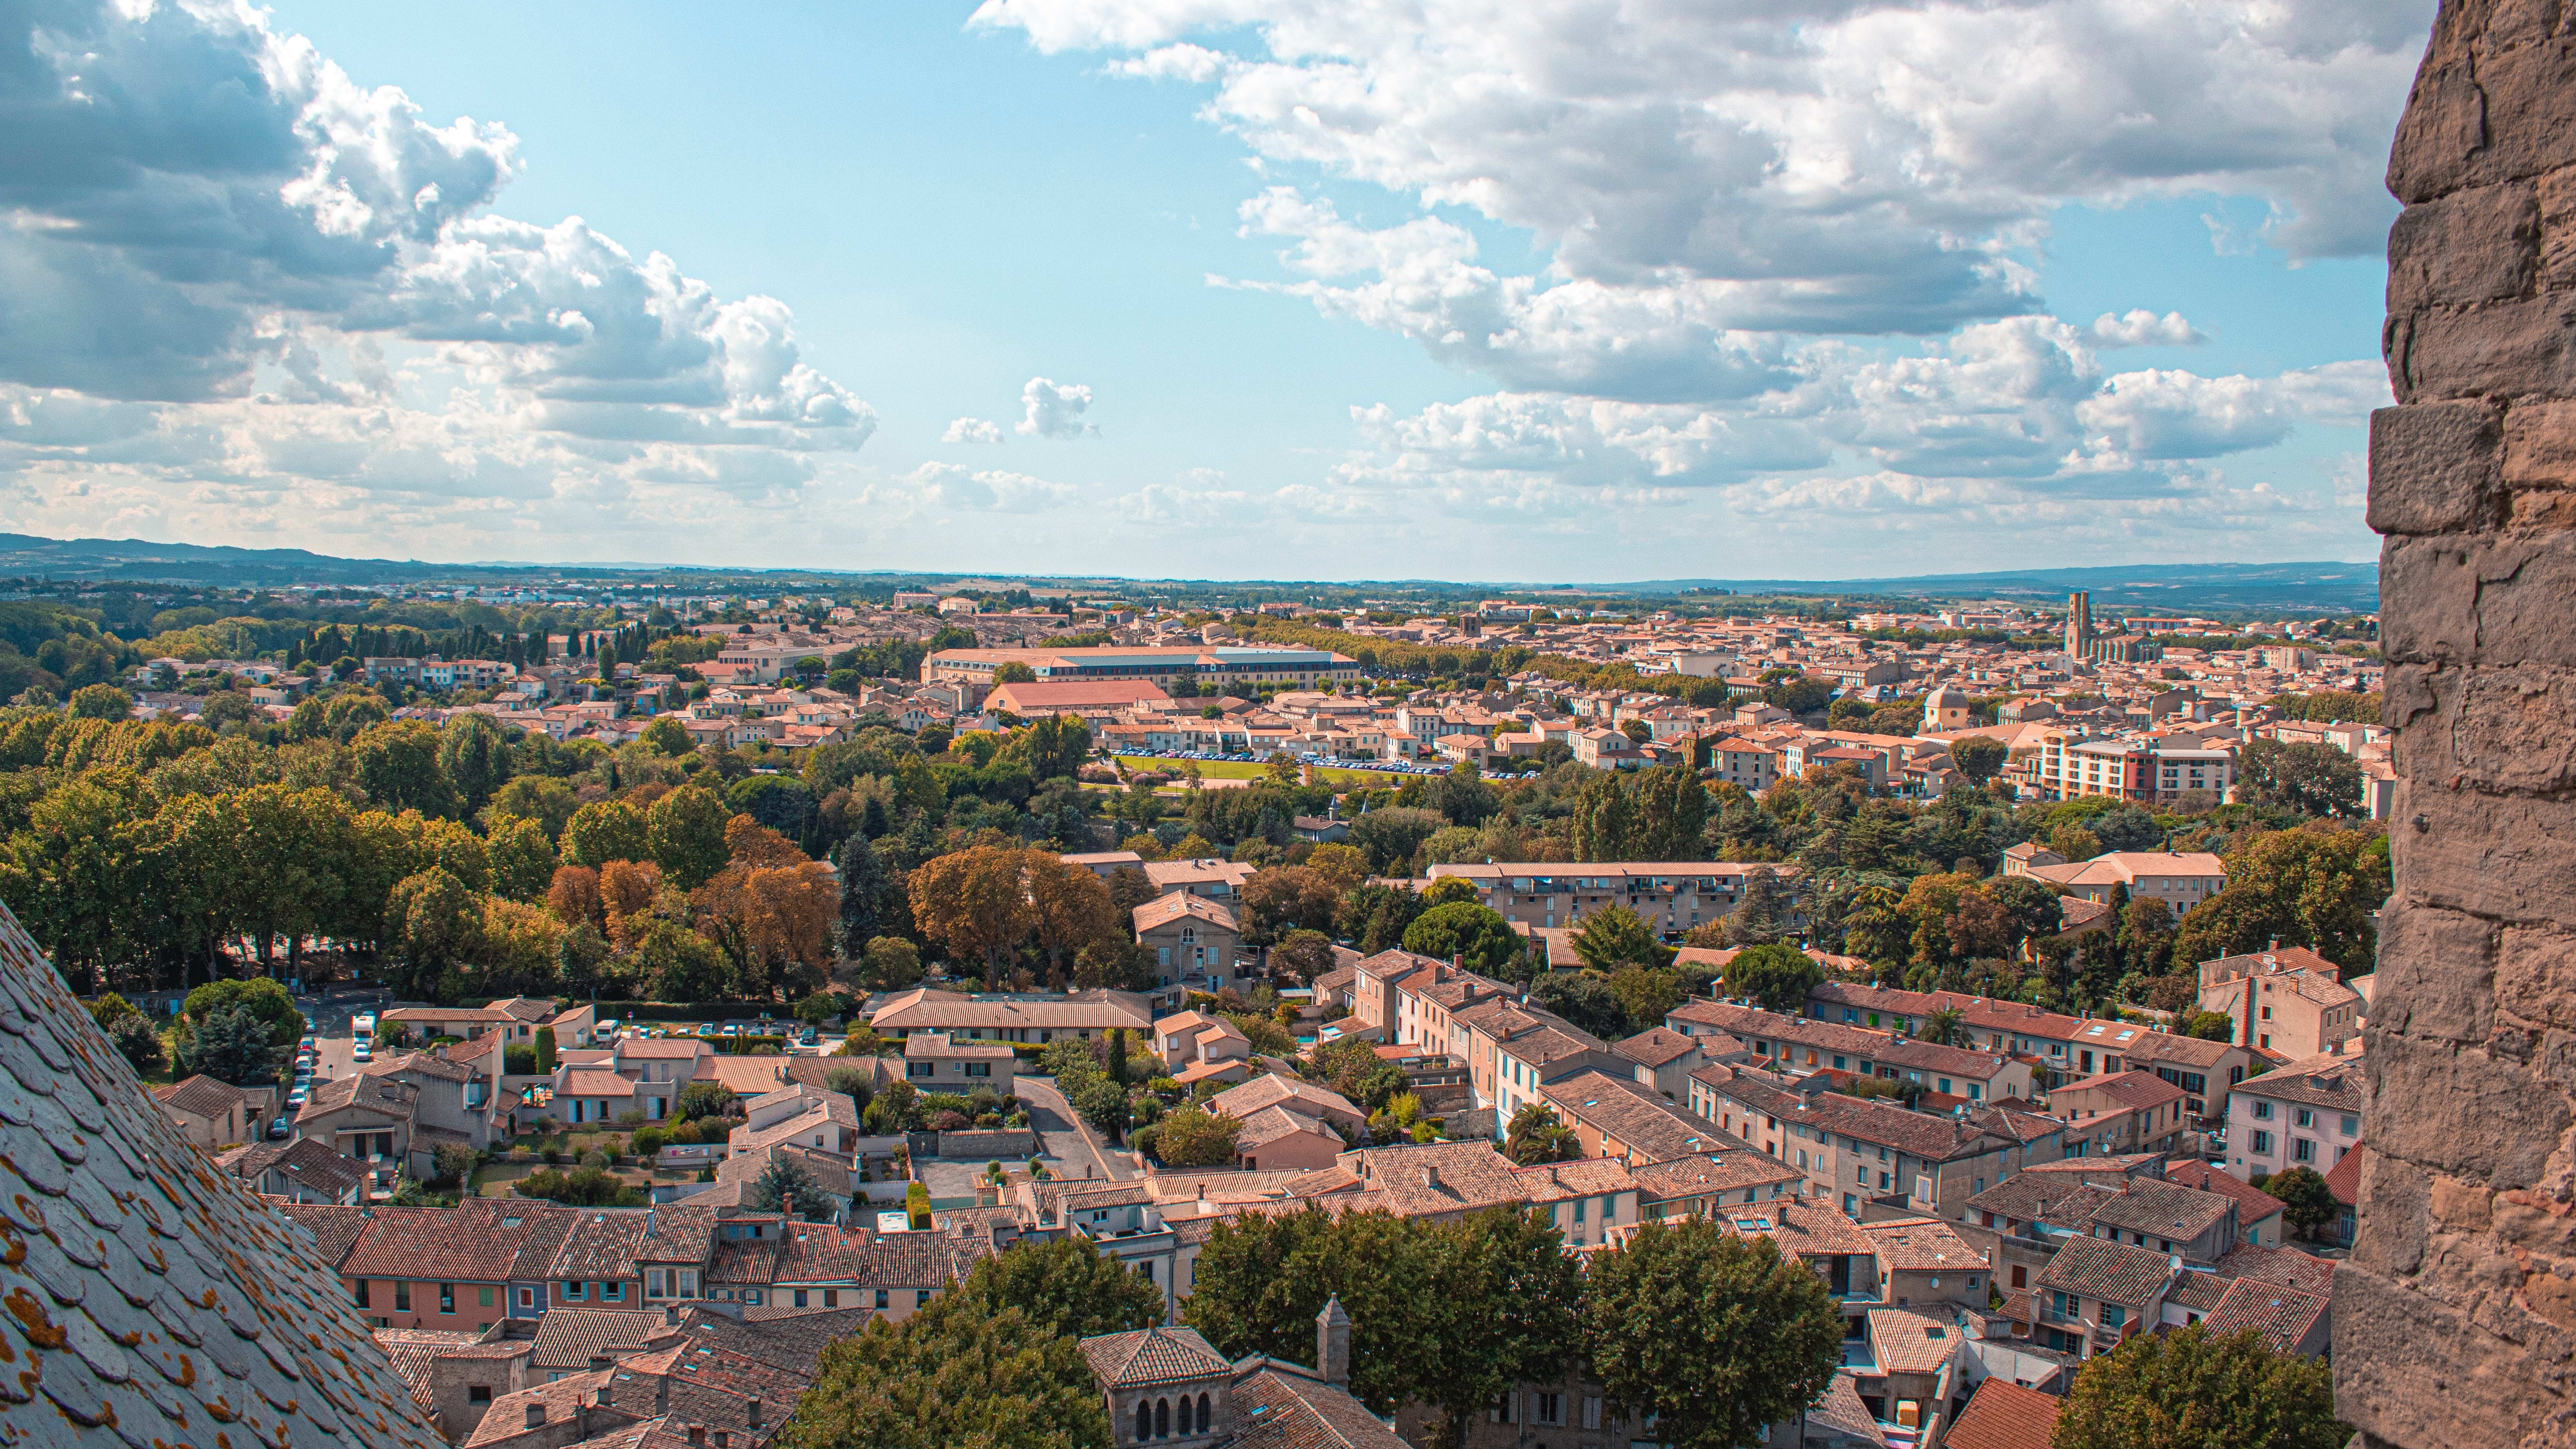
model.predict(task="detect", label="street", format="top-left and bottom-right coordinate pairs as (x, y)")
top-left (1012, 1073), bottom-right (1133, 1184)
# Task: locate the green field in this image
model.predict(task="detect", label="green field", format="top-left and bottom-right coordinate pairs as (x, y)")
top-left (1112, 754), bottom-right (1395, 788)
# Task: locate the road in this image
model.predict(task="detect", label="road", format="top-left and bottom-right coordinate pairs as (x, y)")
top-left (1014, 1073), bottom-right (1133, 1184)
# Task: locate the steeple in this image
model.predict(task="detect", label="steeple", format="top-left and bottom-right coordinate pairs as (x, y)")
top-left (1316, 1295), bottom-right (1352, 1386)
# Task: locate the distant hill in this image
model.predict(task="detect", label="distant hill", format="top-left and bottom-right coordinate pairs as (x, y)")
top-left (0, 532), bottom-right (2377, 614)
top-left (1606, 562), bottom-right (2380, 614)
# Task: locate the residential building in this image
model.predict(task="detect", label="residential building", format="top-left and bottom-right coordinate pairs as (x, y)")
top-left (214, 1137), bottom-right (369, 1204)
top-left (2121, 1029), bottom-right (2259, 1123)
top-left (868, 987), bottom-right (1154, 1044)
top-left (1150, 1010), bottom-right (1255, 1089)
top-left (2162, 1159), bottom-right (2290, 1249)
top-left (2047, 1070), bottom-right (2189, 1156)
top-left (1666, 1000), bottom-right (2037, 1103)
top-left (1079, 1303), bottom-right (1409, 1449)
top-left (156, 1074), bottom-right (259, 1147)
top-left (2034, 1236), bottom-right (2181, 1358)
top-left (1142, 857), bottom-right (1259, 901)
top-left (1611, 1025), bottom-right (1707, 1099)
top-left (899, 1033), bottom-right (1020, 1088)
top-left (1424, 860), bottom-right (1805, 938)
top-left (2016, 849), bottom-right (2229, 909)
top-left (1206, 1075), bottom-right (1366, 1138)
top-left (2195, 944), bottom-right (2364, 1056)
top-left (1538, 1069), bottom-right (1734, 1165)
top-left (1627, 1148), bottom-right (1805, 1218)
top-left (1134, 893), bottom-right (1243, 999)
top-left (1686, 1066), bottom-right (2068, 1218)
top-left (924, 644), bottom-right (1361, 691)
top-left (2226, 1049), bottom-right (2365, 1181)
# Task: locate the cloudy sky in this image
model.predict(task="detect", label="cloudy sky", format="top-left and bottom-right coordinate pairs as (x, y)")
top-left (0, 0), bottom-right (2427, 580)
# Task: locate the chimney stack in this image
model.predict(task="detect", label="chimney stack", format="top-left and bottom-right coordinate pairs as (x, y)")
top-left (748, 1397), bottom-right (763, 1428)
top-left (1316, 1296), bottom-right (1351, 1387)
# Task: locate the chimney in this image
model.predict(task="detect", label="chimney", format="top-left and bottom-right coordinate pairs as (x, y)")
top-left (748, 1398), bottom-right (763, 1428)
top-left (688, 1429), bottom-right (707, 1448)
top-left (526, 1404), bottom-right (548, 1429)
top-left (1316, 1296), bottom-right (1351, 1387)
top-left (1420, 1165), bottom-right (1439, 1188)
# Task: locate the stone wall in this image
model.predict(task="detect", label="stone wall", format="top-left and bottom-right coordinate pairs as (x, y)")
top-left (2340, 3), bottom-right (2576, 1444)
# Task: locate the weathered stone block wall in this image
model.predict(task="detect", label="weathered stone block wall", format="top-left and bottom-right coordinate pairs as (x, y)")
top-left (2341, 3), bottom-right (2576, 1444)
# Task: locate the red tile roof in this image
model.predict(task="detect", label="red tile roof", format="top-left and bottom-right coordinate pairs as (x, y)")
top-left (1945, 1378), bottom-right (2063, 1449)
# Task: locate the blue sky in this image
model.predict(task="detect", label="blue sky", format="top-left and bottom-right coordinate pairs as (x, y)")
top-left (0, 0), bottom-right (2428, 580)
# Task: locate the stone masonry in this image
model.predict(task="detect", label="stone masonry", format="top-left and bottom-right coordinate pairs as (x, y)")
top-left (2341, 2), bottom-right (2576, 1444)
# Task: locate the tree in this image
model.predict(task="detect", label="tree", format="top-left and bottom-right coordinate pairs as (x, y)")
top-left (1916, 1005), bottom-right (1967, 1046)
top-left (675, 1081), bottom-right (737, 1122)
top-left (1072, 939), bottom-right (1156, 992)
top-left (782, 1301), bottom-right (1111, 1449)
top-left (1074, 1075), bottom-right (1130, 1141)
top-left (2261, 1165), bottom-right (2338, 1240)
top-left (1345, 806), bottom-right (1447, 874)
top-left (2238, 738), bottom-right (2365, 819)
top-left (1529, 970), bottom-right (1629, 1040)
top-left (862, 936), bottom-right (925, 990)
top-left (105, 1012), bottom-right (165, 1074)
top-left (1723, 867), bottom-right (1793, 946)
top-left (353, 720), bottom-right (461, 817)
top-left (562, 800), bottom-right (648, 870)
top-left (909, 844), bottom-right (1038, 988)
top-left (937, 1233), bottom-right (1164, 1341)
top-left (178, 1004), bottom-right (288, 1087)
top-left (2185, 1010), bottom-right (2236, 1041)
top-left (638, 716), bottom-right (694, 756)
top-left (546, 864), bottom-right (605, 929)
top-left (1568, 905), bottom-right (1674, 971)
top-left (1306, 1036), bottom-right (1406, 1115)
top-left (1948, 734), bottom-right (2009, 785)
top-left (1026, 854), bottom-right (1117, 982)
top-left (1722, 942), bottom-right (1824, 1011)
top-left (438, 713), bottom-right (514, 814)
top-left (485, 815), bottom-right (559, 903)
top-left (1401, 901), bottom-right (1523, 975)
top-left (2171, 826), bottom-right (2389, 973)
top-left (2052, 1324), bottom-right (2342, 1449)
top-left (1763, 675), bottom-right (1832, 715)
top-left (1181, 1208), bottom-right (1443, 1416)
top-left (1583, 1217), bottom-right (1843, 1449)
top-left (1608, 966), bottom-right (1687, 1036)
top-left (68, 683), bottom-right (134, 720)
top-left (383, 867), bottom-right (482, 997)
top-left (1153, 1107), bottom-right (1244, 1166)
top-left (746, 1156), bottom-right (835, 1220)
top-left (1503, 1102), bottom-right (1579, 1165)
top-left (1240, 865), bottom-right (1341, 944)
top-left (835, 832), bottom-right (890, 947)
top-left (1270, 929), bottom-right (1337, 985)
top-left (796, 991), bottom-right (847, 1027)
top-left (1423, 1208), bottom-right (1585, 1448)
top-left (181, 977), bottom-right (304, 1047)
top-left (647, 786), bottom-right (734, 889)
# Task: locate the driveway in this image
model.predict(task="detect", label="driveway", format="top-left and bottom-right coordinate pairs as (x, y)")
top-left (1015, 1073), bottom-right (1132, 1184)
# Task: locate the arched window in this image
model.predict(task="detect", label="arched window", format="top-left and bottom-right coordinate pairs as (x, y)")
top-left (1155, 1398), bottom-right (1170, 1438)
top-left (1196, 1393), bottom-right (1211, 1432)
top-left (1178, 1394), bottom-right (1195, 1434)
top-left (1136, 1401), bottom-right (1151, 1442)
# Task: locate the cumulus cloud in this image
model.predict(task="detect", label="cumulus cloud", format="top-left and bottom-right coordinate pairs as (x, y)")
top-left (2090, 310), bottom-right (2206, 348)
top-left (905, 460), bottom-right (1077, 512)
top-left (943, 416), bottom-right (1006, 443)
top-left (0, 0), bottom-right (873, 556)
top-left (1017, 377), bottom-right (1095, 438)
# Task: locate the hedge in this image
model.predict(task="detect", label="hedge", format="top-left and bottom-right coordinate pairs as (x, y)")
top-left (695, 1035), bottom-right (789, 1055)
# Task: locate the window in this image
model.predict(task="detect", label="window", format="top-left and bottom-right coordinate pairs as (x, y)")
top-left (2341, 1115), bottom-right (2360, 1137)
top-left (917, 1290), bottom-right (932, 1308)
top-left (1583, 1396), bottom-right (1603, 1430)
top-left (876, 1289), bottom-right (890, 1309)
top-left (2294, 1138), bottom-right (2317, 1163)
top-left (1574, 1198), bottom-right (1587, 1223)
top-left (1156, 1399), bottom-right (1171, 1438)
top-left (1136, 1403), bottom-right (1151, 1442)
top-left (744, 1290), bottom-right (763, 1305)
top-left (602, 1282), bottom-right (624, 1302)
top-left (2296, 1108), bottom-right (2315, 1128)
top-left (439, 1284), bottom-right (454, 1314)
top-left (2251, 1100), bottom-right (2274, 1121)
top-left (648, 1269), bottom-right (667, 1298)
top-left (468, 1386), bottom-right (491, 1405)
top-left (2102, 1305), bottom-right (2127, 1329)
top-left (1534, 1391), bottom-right (1563, 1425)
top-left (518, 1288), bottom-right (534, 1308)
top-left (395, 1282), bottom-right (411, 1312)
top-left (794, 1289), bottom-right (809, 1308)
top-left (907, 1062), bottom-right (933, 1079)
top-left (478, 1287), bottom-right (493, 1308)
top-left (2251, 1130), bottom-right (2273, 1154)
top-left (564, 1281), bottom-right (586, 1301)
top-left (355, 1281), bottom-right (370, 1309)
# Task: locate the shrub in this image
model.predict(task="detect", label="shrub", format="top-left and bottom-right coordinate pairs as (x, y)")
top-left (632, 1126), bottom-right (670, 1155)
top-left (579, 1148), bottom-right (611, 1170)
top-left (904, 1181), bottom-right (931, 1230)
top-left (615, 1109), bottom-right (647, 1129)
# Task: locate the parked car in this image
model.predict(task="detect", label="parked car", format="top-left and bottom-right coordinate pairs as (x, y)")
top-left (268, 1117), bottom-right (291, 1140)
top-left (286, 1086), bottom-right (310, 1109)
top-left (351, 1042), bottom-right (371, 1062)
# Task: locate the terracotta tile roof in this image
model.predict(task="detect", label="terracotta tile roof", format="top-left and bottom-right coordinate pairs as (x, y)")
top-left (1945, 1377), bottom-right (2062, 1449)
top-left (462, 1369), bottom-right (628, 1447)
top-left (1538, 1069), bottom-right (1722, 1162)
top-left (1133, 893), bottom-right (1240, 933)
top-left (1236, 1105), bottom-right (1338, 1152)
top-left (1695, 1066), bottom-right (2025, 1163)
top-left (529, 1308), bottom-right (666, 1372)
top-left (670, 1303), bottom-right (871, 1377)
top-left (2055, 1067), bottom-right (2186, 1112)
top-left (868, 986), bottom-right (1153, 1033)
top-left (278, 1202), bottom-right (374, 1267)
top-left (1208, 1074), bottom-right (1364, 1129)
top-left (2322, 1143), bottom-right (2363, 1206)
top-left (2199, 1277), bottom-right (2330, 1354)
top-left (2215, 1243), bottom-right (2336, 1296)
top-left (2086, 1179), bottom-right (2237, 1244)
top-left (1867, 1307), bottom-right (1966, 1375)
top-left (1800, 1371), bottom-right (1888, 1448)
top-left (155, 1072), bottom-right (248, 1120)
top-left (1858, 1215), bottom-right (1984, 1273)
top-left (2167, 1270), bottom-right (2231, 1314)
top-left (1079, 1325), bottom-right (1233, 1387)
top-left (1627, 1148), bottom-right (1800, 1206)
top-left (2163, 1159), bottom-right (2289, 1222)
top-left (1231, 1364), bottom-right (1412, 1449)
top-left (1718, 1198), bottom-right (1877, 1259)
top-left (2234, 1051), bottom-right (2366, 1113)
top-left (551, 1209), bottom-right (653, 1280)
top-left (347, 1202), bottom-right (533, 1282)
top-left (374, 1328), bottom-right (486, 1416)
top-left (1613, 1026), bottom-right (1702, 1067)
top-left (0, 899), bottom-right (444, 1449)
top-left (2036, 1235), bottom-right (2176, 1306)
top-left (558, 1069), bottom-right (637, 1098)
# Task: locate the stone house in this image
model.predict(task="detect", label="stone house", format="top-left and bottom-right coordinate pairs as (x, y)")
top-left (156, 1073), bottom-right (257, 1147)
top-left (2033, 1236), bottom-right (2180, 1359)
top-left (1134, 894), bottom-right (1242, 997)
top-left (2046, 1069), bottom-right (2189, 1156)
top-left (2224, 1048), bottom-right (2363, 1182)
top-left (899, 1033), bottom-right (1019, 1089)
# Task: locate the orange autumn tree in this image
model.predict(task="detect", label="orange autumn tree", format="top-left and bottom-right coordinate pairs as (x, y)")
top-left (598, 859), bottom-right (665, 952)
top-left (545, 864), bottom-right (604, 931)
top-left (694, 816), bottom-right (839, 1001)
top-left (907, 843), bottom-right (1038, 989)
top-left (1026, 852), bottom-right (1119, 987)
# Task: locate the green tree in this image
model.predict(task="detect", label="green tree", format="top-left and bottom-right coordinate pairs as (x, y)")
top-left (638, 715), bottom-right (694, 756)
top-left (1503, 1102), bottom-right (1580, 1165)
top-left (782, 1302), bottom-right (1111, 1449)
top-left (1608, 966), bottom-right (1687, 1036)
top-left (177, 1003), bottom-right (289, 1087)
top-left (1401, 901), bottom-right (1524, 975)
top-left (67, 683), bottom-right (134, 720)
top-left (2171, 827), bottom-right (2389, 973)
top-left (1153, 1106), bottom-right (1244, 1167)
top-left (936, 1233), bottom-right (1165, 1341)
top-left (1568, 904), bottom-right (1675, 971)
top-left (438, 713), bottom-right (514, 815)
top-left (2261, 1166), bottom-right (2338, 1240)
top-left (1583, 1217), bottom-right (1843, 1449)
top-left (2237, 738), bottom-right (2365, 819)
top-left (1916, 1004), bottom-right (1967, 1046)
top-left (1269, 929), bottom-right (1338, 985)
top-left (1181, 1208), bottom-right (1442, 1416)
top-left (1074, 1075), bottom-right (1130, 1141)
top-left (2052, 1324), bottom-right (2342, 1449)
top-left (646, 785), bottom-right (734, 889)
top-left (106, 1013), bottom-right (166, 1075)
top-left (2185, 1010), bottom-right (2236, 1042)
top-left (862, 935), bottom-right (924, 991)
top-left (181, 977), bottom-right (304, 1046)
top-left (485, 814), bottom-right (559, 902)
top-left (1948, 734), bottom-right (2009, 785)
top-left (561, 799), bottom-right (649, 870)
top-left (383, 867), bottom-right (483, 998)
top-left (353, 720), bottom-right (462, 817)
top-left (746, 1156), bottom-right (834, 1220)
top-left (1306, 1036), bottom-right (1407, 1115)
top-left (1723, 867), bottom-right (1793, 947)
top-left (1423, 1208), bottom-right (1585, 1448)
top-left (1721, 942), bottom-right (1824, 1011)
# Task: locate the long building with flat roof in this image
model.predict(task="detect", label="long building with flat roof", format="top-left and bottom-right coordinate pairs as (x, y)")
top-left (924, 644), bottom-right (1359, 690)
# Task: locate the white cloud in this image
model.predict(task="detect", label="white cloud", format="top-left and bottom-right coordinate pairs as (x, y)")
top-left (1105, 43), bottom-right (1232, 82)
top-left (905, 460), bottom-right (1077, 512)
top-left (0, 0), bottom-right (874, 557)
top-left (1109, 478), bottom-right (1247, 525)
top-left (943, 416), bottom-right (1006, 443)
top-left (2090, 310), bottom-right (2206, 348)
top-left (1017, 376), bottom-right (1095, 438)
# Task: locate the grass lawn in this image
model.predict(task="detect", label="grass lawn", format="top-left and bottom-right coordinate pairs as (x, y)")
top-left (1112, 754), bottom-right (1394, 788)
